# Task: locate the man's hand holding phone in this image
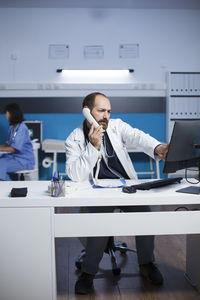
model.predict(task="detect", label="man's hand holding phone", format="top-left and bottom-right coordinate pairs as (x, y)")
top-left (88, 123), bottom-right (104, 150)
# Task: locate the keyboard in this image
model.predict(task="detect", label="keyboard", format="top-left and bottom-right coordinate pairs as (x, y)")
top-left (132, 177), bottom-right (183, 190)
top-left (123, 177), bottom-right (183, 193)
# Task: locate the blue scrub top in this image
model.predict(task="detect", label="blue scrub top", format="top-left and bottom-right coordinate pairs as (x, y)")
top-left (7, 122), bottom-right (35, 168)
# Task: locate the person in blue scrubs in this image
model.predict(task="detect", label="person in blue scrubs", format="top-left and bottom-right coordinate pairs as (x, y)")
top-left (0, 103), bottom-right (35, 181)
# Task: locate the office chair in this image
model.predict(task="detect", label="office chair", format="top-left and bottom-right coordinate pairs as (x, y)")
top-left (15, 142), bottom-right (39, 181)
top-left (75, 236), bottom-right (136, 275)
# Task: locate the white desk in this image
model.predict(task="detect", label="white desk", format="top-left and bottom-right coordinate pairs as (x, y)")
top-left (0, 180), bottom-right (200, 300)
top-left (42, 139), bottom-right (65, 175)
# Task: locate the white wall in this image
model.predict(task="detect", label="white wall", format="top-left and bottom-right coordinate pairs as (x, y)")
top-left (0, 8), bottom-right (200, 96)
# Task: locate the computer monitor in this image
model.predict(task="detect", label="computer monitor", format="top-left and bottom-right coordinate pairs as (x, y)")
top-left (24, 121), bottom-right (42, 144)
top-left (163, 120), bottom-right (200, 194)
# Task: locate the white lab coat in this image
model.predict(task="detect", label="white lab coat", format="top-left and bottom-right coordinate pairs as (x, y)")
top-left (65, 118), bottom-right (160, 182)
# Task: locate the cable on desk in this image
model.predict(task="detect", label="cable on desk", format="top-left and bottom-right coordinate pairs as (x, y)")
top-left (174, 206), bottom-right (189, 211)
top-left (185, 167), bottom-right (200, 185)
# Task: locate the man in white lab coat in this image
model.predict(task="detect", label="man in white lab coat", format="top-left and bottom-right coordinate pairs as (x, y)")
top-left (65, 92), bottom-right (169, 294)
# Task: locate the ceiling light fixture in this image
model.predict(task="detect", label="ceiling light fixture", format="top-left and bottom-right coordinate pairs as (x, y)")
top-left (56, 69), bottom-right (134, 73)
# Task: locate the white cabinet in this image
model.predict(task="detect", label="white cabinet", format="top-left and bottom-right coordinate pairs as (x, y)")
top-left (166, 72), bottom-right (200, 141)
top-left (0, 207), bottom-right (56, 300)
top-left (166, 72), bottom-right (200, 177)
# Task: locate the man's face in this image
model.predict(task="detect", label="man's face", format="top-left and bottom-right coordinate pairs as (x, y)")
top-left (90, 95), bottom-right (111, 130)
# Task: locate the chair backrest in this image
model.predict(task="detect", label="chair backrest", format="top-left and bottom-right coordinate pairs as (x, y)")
top-left (16, 142), bottom-right (40, 180)
top-left (32, 142), bottom-right (40, 170)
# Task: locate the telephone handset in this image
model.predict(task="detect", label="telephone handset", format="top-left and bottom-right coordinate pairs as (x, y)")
top-left (82, 107), bottom-right (103, 143)
top-left (82, 107), bottom-right (99, 128)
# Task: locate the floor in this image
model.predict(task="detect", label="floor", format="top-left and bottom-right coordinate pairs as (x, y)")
top-left (55, 234), bottom-right (200, 300)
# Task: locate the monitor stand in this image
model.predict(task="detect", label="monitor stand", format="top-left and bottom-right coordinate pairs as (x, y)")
top-left (176, 186), bottom-right (200, 195)
top-left (176, 162), bottom-right (200, 194)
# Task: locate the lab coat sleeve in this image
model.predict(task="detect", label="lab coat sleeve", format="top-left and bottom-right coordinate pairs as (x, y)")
top-left (116, 119), bottom-right (161, 159)
top-left (65, 130), bottom-right (100, 182)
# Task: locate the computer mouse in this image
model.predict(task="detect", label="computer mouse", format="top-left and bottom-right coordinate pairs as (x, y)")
top-left (122, 186), bottom-right (137, 194)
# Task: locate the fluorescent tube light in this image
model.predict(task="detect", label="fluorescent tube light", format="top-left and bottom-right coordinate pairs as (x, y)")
top-left (56, 69), bottom-right (134, 74)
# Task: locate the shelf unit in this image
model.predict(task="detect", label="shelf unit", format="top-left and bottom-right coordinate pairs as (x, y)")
top-left (166, 72), bottom-right (200, 142)
top-left (166, 72), bottom-right (200, 177)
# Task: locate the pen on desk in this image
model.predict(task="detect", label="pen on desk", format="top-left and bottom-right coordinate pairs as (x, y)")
top-left (53, 171), bottom-right (57, 181)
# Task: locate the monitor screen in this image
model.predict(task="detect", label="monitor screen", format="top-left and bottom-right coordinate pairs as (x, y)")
top-left (163, 120), bottom-right (200, 174)
top-left (163, 120), bottom-right (200, 194)
top-left (24, 121), bottom-right (42, 144)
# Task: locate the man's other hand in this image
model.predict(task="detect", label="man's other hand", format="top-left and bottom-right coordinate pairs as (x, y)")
top-left (155, 144), bottom-right (169, 161)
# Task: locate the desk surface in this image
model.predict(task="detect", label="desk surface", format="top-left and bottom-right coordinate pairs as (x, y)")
top-left (0, 179), bottom-right (200, 300)
top-left (0, 179), bottom-right (200, 208)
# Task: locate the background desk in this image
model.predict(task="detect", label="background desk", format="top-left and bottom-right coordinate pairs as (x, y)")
top-left (42, 139), bottom-right (160, 178)
top-left (0, 180), bottom-right (200, 300)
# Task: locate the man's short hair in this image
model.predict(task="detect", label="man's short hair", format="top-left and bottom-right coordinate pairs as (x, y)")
top-left (4, 103), bottom-right (24, 125)
top-left (82, 92), bottom-right (107, 110)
